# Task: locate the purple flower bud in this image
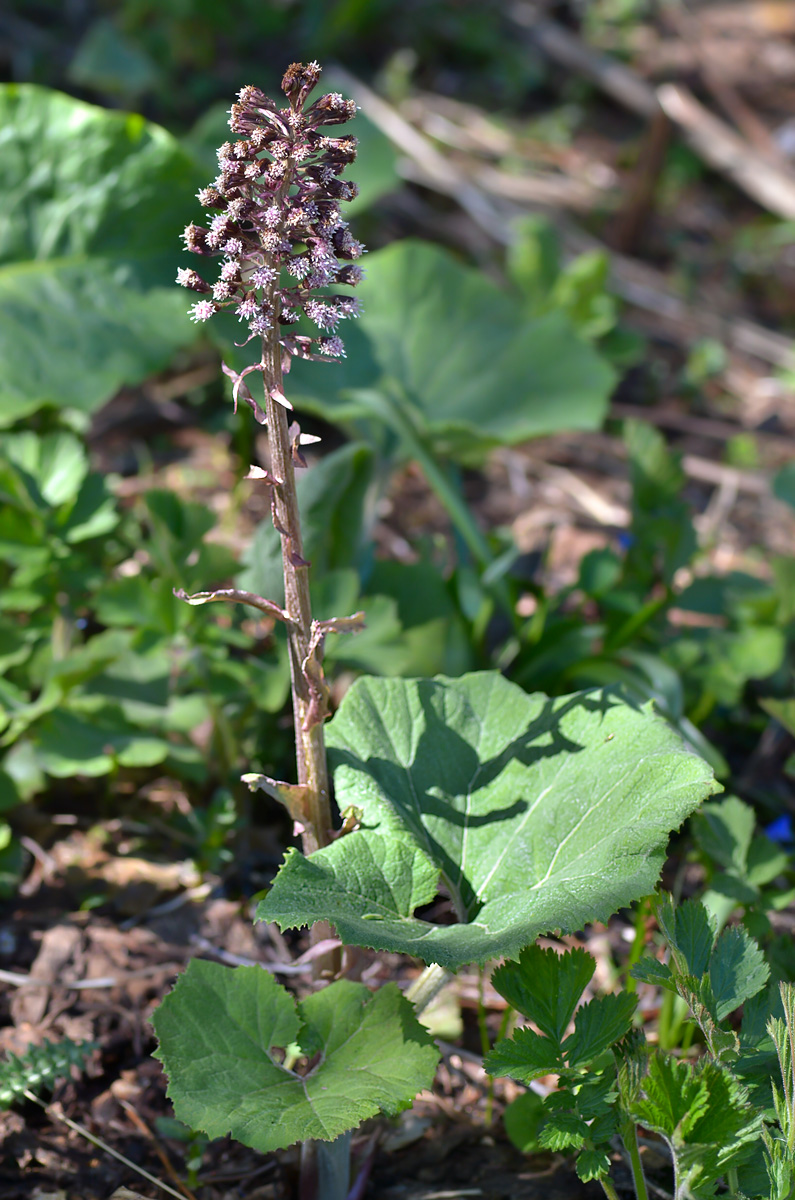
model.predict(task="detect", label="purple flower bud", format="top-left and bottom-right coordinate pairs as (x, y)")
top-left (287, 256), bottom-right (310, 279)
top-left (189, 300), bottom-right (215, 322)
top-left (308, 94), bottom-right (358, 125)
top-left (337, 296), bottom-right (362, 319)
top-left (176, 267), bottom-right (211, 292)
top-left (197, 186), bottom-right (224, 208)
top-left (182, 224), bottom-right (210, 254)
top-left (316, 135), bottom-right (358, 163)
top-left (249, 312), bottom-right (272, 335)
top-left (281, 61), bottom-right (322, 107)
top-left (251, 265), bottom-right (278, 287)
top-left (336, 263), bottom-right (364, 286)
top-left (236, 84), bottom-right (271, 109)
top-left (236, 294), bottom-right (259, 321)
top-left (226, 198), bottom-right (252, 222)
top-left (304, 299), bottom-right (340, 330)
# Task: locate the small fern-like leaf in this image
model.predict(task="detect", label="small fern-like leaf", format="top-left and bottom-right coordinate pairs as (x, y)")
top-left (0, 1038), bottom-right (96, 1109)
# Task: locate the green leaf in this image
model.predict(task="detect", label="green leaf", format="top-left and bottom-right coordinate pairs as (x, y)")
top-left (674, 898), bottom-right (717, 979)
top-left (576, 1147), bottom-right (611, 1182)
top-left (0, 84), bottom-right (200, 285)
top-left (284, 240), bottom-right (616, 461)
top-left (538, 1111), bottom-right (589, 1151)
top-left (0, 770), bottom-right (19, 816)
top-left (724, 625), bottom-right (786, 684)
top-left (746, 836), bottom-right (789, 889)
top-left (684, 1060), bottom-right (763, 1158)
top-left (3, 432), bottom-right (87, 506)
top-left (484, 1026), bottom-right (564, 1083)
top-left (60, 473), bottom-right (120, 543)
top-left (709, 925), bottom-right (770, 1021)
top-left (258, 673), bottom-right (719, 968)
top-left (630, 957), bottom-right (676, 992)
top-left (491, 946), bottom-right (595, 1042)
top-left (628, 1048), bottom-right (762, 1192)
top-left (363, 560), bottom-right (473, 677)
top-left (0, 260), bottom-right (195, 424)
top-left (576, 1071), bottom-right (619, 1122)
top-left (629, 1051), bottom-right (709, 1141)
top-left (564, 993), bottom-right (637, 1069)
top-left (773, 462), bottom-right (795, 511)
top-left (0, 826), bottom-right (24, 898)
top-left (67, 18), bottom-right (160, 100)
top-left (760, 697), bottom-right (795, 739)
top-left (502, 1090), bottom-right (547, 1154)
top-left (152, 960), bottom-right (439, 1152)
top-left (0, 84), bottom-right (203, 422)
top-left (507, 216), bottom-right (562, 312)
top-left (693, 796), bottom-right (756, 874)
top-left (32, 708), bottom-right (169, 777)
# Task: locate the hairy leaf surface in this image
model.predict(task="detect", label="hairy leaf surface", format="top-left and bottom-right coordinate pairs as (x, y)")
top-left (152, 960), bottom-right (439, 1152)
top-left (258, 673), bottom-right (720, 968)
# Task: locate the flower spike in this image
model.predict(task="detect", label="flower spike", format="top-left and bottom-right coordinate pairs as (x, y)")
top-left (177, 62), bottom-right (363, 371)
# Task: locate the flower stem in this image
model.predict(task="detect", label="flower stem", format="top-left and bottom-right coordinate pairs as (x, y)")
top-left (599, 1174), bottom-right (621, 1200)
top-left (263, 315), bottom-right (336, 975)
top-left (263, 328), bottom-right (331, 857)
top-left (624, 1122), bottom-right (650, 1200)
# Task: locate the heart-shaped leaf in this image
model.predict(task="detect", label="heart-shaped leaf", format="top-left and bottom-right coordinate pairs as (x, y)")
top-left (283, 240), bottom-right (616, 460)
top-left (152, 959), bottom-right (439, 1152)
top-left (258, 673), bottom-right (720, 968)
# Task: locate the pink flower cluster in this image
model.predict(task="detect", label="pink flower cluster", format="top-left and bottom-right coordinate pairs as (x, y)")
top-left (177, 61), bottom-right (363, 362)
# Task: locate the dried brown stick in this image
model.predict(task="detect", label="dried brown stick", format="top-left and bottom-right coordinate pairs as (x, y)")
top-left (610, 105), bottom-right (672, 254)
top-left (610, 401), bottom-right (795, 448)
top-left (509, 4), bottom-right (795, 220)
top-left (340, 67), bottom-right (795, 372)
top-left (117, 1100), bottom-right (197, 1200)
top-left (666, 2), bottom-right (783, 159)
top-left (657, 83), bottom-right (795, 220)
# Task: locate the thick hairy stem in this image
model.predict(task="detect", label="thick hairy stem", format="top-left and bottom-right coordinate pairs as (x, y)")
top-left (262, 328), bottom-right (331, 857)
top-left (622, 1122), bottom-right (649, 1200)
top-left (262, 319), bottom-right (336, 979)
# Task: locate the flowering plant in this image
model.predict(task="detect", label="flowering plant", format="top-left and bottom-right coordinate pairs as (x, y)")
top-left (153, 62), bottom-right (718, 1200)
top-left (174, 61), bottom-right (370, 862)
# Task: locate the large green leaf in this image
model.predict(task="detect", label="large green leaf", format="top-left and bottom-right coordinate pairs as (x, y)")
top-left (3, 431), bottom-right (87, 506)
top-left (0, 85), bottom-right (202, 422)
top-left (0, 84), bottom-right (199, 282)
top-left (0, 260), bottom-right (193, 423)
top-left (258, 672), bottom-right (719, 968)
top-left (284, 240), bottom-right (616, 460)
top-left (32, 708), bottom-right (169, 776)
top-left (152, 959), bottom-right (438, 1152)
